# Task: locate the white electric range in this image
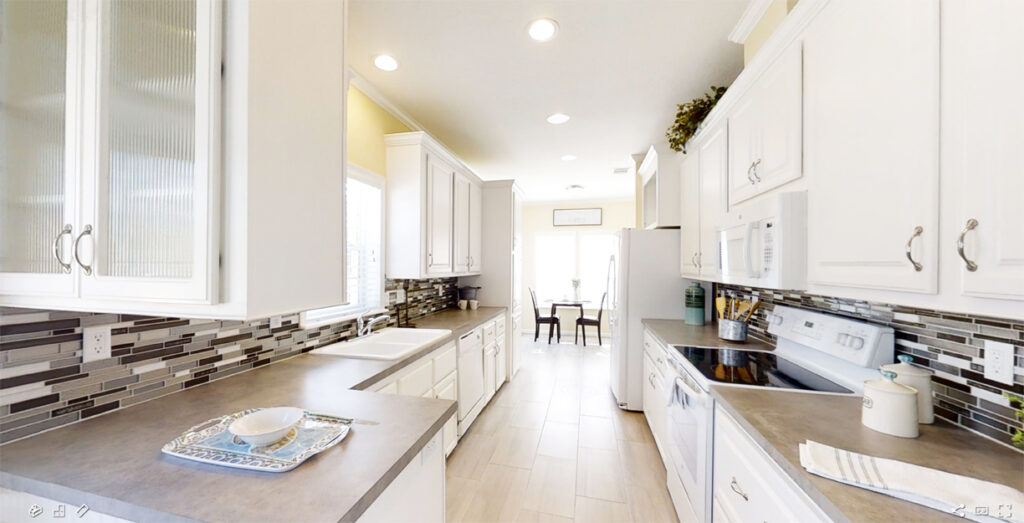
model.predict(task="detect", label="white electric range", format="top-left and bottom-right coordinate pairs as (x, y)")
top-left (662, 305), bottom-right (895, 523)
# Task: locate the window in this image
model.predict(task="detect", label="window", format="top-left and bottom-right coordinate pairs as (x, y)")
top-left (301, 166), bottom-right (385, 327)
top-left (533, 230), bottom-right (617, 305)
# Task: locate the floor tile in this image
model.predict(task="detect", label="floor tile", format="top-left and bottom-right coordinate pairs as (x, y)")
top-left (536, 421), bottom-right (579, 460)
top-left (578, 415), bottom-right (617, 450)
top-left (490, 426), bottom-right (542, 468)
top-left (522, 455), bottom-right (578, 518)
top-left (574, 496), bottom-right (632, 523)
top-left (576, 447), bottom-right (627, 503)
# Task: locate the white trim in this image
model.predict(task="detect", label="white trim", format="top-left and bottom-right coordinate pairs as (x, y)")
top-left (728, 0), bottom-right (775, 44)
top-left (347, 68), bottom-right (425, 132)
top-left (689, 0), bottom-right (829, 150)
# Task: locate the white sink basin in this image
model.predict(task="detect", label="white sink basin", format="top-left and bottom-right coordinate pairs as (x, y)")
top-left (312, 328), bottom-right (451, 361)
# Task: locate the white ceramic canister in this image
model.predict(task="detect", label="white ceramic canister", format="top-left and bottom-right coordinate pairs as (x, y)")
top-left (862, 370), bottom-right (919, 438)
top-left (882, 355), bottom-right (934, 424)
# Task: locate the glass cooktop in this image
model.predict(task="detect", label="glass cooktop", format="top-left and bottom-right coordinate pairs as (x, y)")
top-left (670, 346), bottom-right (853, 394)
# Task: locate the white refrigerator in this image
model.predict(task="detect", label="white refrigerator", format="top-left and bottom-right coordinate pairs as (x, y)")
top-left (609, 228), bottom-right (686, 411)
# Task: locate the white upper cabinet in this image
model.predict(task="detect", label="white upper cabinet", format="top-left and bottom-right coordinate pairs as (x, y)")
top-left (679, 153), bottom-right (701, 278)
top-left (942, 0), bottom-right (1024, 301)
top-left (452, 171), bottom-right (470, 274)
top-left (426, 156), bottom-right (454, 275)
top-left (639, 145), bottom-right (681, 229)
top-left (697, 124), bottom-right (727, 280)
top-left (804, 0), bottom-right (940, 294)
top-left (469, 181), bottom-right (483, 273)
top-left (1, 0), bottom-right (349, 319)
top-left (386, 132), bottom-right (482, 279)
top-left (727, 42), bottom-right (802, 207)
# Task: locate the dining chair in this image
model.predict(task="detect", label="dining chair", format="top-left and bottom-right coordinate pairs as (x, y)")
top-left (575, 292), bottom-right (606, 346)
top-left (530, 288), bottom-right (560, 343)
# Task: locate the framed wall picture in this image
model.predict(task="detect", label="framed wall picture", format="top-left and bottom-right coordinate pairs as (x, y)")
top-left (553, 208), bottom-right (602, 226)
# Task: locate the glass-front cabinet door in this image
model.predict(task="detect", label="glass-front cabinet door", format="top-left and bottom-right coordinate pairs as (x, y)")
top-left (78, 0), bottom-right (219, 303)
top-left (0, 0), bottom-right (78, 297)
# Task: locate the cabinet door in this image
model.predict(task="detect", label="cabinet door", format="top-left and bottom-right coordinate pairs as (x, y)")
top-left (510, 311), bottom-right (522, 375)
top-left (943, 0), bottom-right (1024, 301)
top-left (469, 180), bottom-right (482, 272)
top-left (76, 0), bottom-right (220, 302)
top-left (0, 0), bottom-right (77, 297)
top-left (495, 341), bottom-right (507, 385)
top-left (756, 42), bottom-right (802, 194)
top-left (699, 124), bottom-right (727, 279)
top-left (805, 0), bottom-right (939, 293)
top-left (426, 156), bottom-right (453, 275)
top-left (726, 93), bottom-right (761, 207)
top-left (452, 171), bottom-right (470, 273)
top-left (679, 153), bottom-right (701, 277)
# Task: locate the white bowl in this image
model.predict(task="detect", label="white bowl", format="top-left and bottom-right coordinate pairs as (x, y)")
top-left (228, 407), bottom-right (304, 447)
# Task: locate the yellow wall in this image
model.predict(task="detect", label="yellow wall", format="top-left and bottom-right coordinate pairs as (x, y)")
top-left (346, 85), bottom-right (411, 175)
top-left (744, 0), bottom-right (799, 65)
top-left (520, 200), bottom-right (636, 340)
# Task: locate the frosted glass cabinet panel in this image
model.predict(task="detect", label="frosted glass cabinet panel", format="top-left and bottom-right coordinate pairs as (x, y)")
top-left (0, 0), bottom-right (77, 297)
top-left (79, 0), bottom-right (219, 302)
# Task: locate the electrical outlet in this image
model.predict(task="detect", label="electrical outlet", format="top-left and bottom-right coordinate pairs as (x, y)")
top-left (395, 288), bottom-right (406, 304)
top-left (983, 340), bottom-right (1014, 386)
top-left (270, 316), bottom-right (283, 329)
top-left (82, 325), bottom-right (112, 363)
top-left (435, 284), bottom-right (444, 297)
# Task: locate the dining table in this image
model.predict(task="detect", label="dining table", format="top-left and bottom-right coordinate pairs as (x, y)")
top-left (543, 298), bottom-right (591, 342)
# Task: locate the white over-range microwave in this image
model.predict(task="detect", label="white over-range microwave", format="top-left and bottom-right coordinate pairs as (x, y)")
top-left (717, 191), bottom-right (807, 290)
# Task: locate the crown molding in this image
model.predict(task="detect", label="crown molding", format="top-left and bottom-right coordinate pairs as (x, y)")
top-left (728, 0), bottom-right (774, 44)
top-left (347, 68), bottom-right (426, 132)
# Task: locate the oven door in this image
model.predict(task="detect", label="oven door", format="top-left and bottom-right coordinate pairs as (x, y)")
top-left (666, 370), bottom-right (712, 523)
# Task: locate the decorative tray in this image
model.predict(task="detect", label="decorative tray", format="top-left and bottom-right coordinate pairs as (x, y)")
top-left (161, 408), bottom-right (351, 472)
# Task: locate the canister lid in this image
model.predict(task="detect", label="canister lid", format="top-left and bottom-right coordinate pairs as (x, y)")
top-left (865, 370), bottom-right (918, 395)
top-left (880, 354), bottom-right (932, 378)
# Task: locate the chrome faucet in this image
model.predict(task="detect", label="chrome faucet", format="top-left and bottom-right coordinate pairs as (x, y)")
top-left (357, 312), bottom-right (391, 338)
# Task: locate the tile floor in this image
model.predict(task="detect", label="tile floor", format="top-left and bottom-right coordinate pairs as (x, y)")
top-left (445, 336), bottom-right (679, 523)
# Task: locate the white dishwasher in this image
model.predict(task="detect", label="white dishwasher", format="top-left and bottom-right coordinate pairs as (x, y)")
top-left (456, 328), bottom-right (485, 434)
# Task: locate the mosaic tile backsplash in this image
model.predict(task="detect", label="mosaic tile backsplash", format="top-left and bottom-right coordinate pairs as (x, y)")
top-left (0, 277), bottom-right (458, 444)
top-left (716, 284), bottom-right (1024, 449)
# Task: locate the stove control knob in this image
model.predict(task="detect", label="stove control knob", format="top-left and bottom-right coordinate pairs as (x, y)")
top-left (837, 333), bottom-right (850, 345)
top-left (849, 336), bottom-right (865, 350)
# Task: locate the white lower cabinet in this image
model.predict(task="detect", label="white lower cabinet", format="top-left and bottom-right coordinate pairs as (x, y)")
top-left (714, 406), bottom-right (829, 523)
top-left (483, 343), bottom-right (497, 401)
top-left (357, 430), bottom-right (444, 523)
top-left (370, 342), bottom-right (460, 455)
top-left (495, 338), bottom-right (507, 386)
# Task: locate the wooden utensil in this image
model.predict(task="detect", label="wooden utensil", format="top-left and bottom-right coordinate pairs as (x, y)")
top-left (715, 297), bottom-right (726, 319)
top-left (743, 301), bottom-right (761, 322)
top-left (733, 301), bottom-right (752, 321)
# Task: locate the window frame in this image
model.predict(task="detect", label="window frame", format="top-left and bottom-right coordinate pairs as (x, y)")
top-left (300, 164), bottom-right (387, 328)
top-left (533, 229), bottom-right (617, 306)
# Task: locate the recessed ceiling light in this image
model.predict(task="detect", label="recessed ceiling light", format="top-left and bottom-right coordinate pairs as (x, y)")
top-left (546, 113), bottom-right (570, 125)
top-left (528, 18), bottom-right (559, 42)
top-left (566, 184), bottom-right (584, 191)
top-left (374, 54), bottom-right (398, 72)
top-left (561, 154), bottom-right (577, 161)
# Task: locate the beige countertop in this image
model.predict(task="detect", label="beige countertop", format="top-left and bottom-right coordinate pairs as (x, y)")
top-left (642, 318), bottom-right (1024, 522)
top-left (0, 307), bottom-right (505, 523)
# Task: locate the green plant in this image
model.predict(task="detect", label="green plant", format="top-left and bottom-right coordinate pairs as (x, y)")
top-left (666, 85), bottom-right (728, 153)
top-left (1005, 392), bottom-right (1024, 449)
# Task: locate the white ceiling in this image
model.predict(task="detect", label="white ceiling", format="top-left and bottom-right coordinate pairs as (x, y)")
top-left (348, 1), bottom-right (747, 203)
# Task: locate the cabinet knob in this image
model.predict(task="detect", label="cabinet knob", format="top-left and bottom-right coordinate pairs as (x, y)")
top-left (956, 218), bottom-right (978, 272)
top-left (904, 226), bottom-right (924, 272)
top-left (52, 224), bottom-right (73, 274)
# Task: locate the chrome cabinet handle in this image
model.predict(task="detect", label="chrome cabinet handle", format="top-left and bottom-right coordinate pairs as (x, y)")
top-left (73, 224), bottom-right (93, 275)
top-left (691, 252), bottom-right (698, 268)
top-left (730, 477), bottom-right (749, 501)
top-left (428, 252), bottom-right (433, 265)
top-left (751, 159), bottom-right (762, 182)
top-left (52, 224), bottom-right (73, 273)
top-left (696, 252), bottom-right (701, 269)
top-left (746, 162), bottom-right (756, 184)
top-left (956, 219), bottom-right (978, 272)
top-left (648, 372), bottom-right (657, 388)
top-left (904, 226), bottom-right (924, 272)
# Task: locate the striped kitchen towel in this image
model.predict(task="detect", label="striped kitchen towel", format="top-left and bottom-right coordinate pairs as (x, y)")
top-left (799, 440), bottom-right (1024, 523)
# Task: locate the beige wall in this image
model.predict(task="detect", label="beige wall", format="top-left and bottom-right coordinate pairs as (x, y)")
top-left (520, 200), bottom-right (635, 342)
top-left (744, 0), bottom-right (800, 65)
top-left (346, 85), bottom-right (411, 175)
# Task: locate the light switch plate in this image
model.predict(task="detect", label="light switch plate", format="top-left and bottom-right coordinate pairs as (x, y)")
top-left (82, 325), bottom-right (111, 363)
top-left (396, 288), bottom-right (406, 304)
top-left (983, 339), bottom-right (1014, 386)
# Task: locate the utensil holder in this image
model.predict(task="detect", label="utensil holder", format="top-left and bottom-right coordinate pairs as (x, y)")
top-left (718, 319), bottom-right (748, 342)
